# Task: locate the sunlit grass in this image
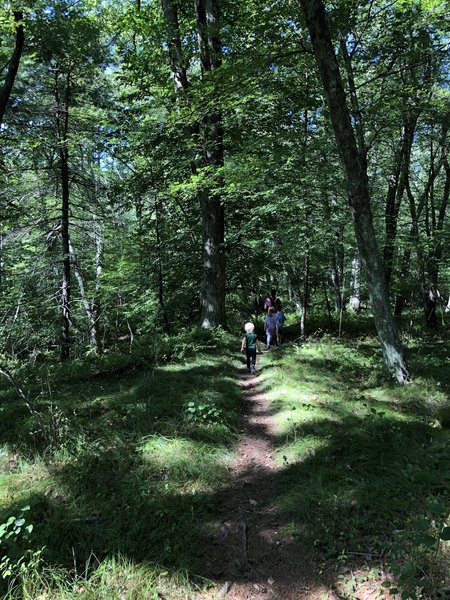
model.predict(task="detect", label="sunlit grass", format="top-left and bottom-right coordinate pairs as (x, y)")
top-left (0, 331), bottom-right (242, 598)
top-left (258, 336), bottom-right (450, 595)
top-left (139, 435), bottom-right (233, 494)
top-left (1, 328), bottom-right (449, 597)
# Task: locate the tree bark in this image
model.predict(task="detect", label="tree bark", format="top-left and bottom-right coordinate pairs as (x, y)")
top-left (427, 136), bottom-right (450, 286)
top-left (395, 135), bottom-right (445, 316)
top-left (55, 69), bottom-right (71, 360)
top-left (161, 0), bottom-right (226, 328)
top-left (349, 256), bottom-right (361, 312)
top-left (0, 11), bottom-right (24, 123)
top-left (383, 116), bottom-right (418, 287)
top-left (155, 195), bottom-right (170, 333)
top-left (330, 250), bottom-right (343, 314)
top-left (92, 216), bottom-right (103, 352)
top-left (300, 0), bottom-right (410, 383)
top-left (160, 0), bottom-right (189, 92)
top-left (195, 0), bottom-right (226, 328)
top-left (0, 231), bottom-right (3, 291)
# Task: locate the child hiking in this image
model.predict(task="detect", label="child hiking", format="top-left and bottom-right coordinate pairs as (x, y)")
top-left (263, 288), bottom-right (278, 314)
top-left (241, 322), bottom-right (261, 374)
top-left (275, 304), bottom-right (285, 345)
top-left (264, 307), bottom-right (278, 349)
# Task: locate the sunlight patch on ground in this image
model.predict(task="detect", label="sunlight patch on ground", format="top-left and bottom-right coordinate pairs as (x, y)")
top-left (139, 435), bottom-right (233, 494)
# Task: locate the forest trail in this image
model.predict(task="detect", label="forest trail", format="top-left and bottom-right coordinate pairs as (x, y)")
top-left (197, 362), bottom-right (331, 600)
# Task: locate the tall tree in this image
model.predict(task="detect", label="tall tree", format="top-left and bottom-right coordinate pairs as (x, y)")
top-left (161, 0), bottom-right (226, 328)
top-left (0, 10), bottom-right (24, 123)
top-left (300, 0), bottom-right (410, 383)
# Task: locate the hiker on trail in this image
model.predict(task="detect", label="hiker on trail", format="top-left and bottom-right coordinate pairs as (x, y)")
top-left (264, 307), bottom-right (278, 350)
top-left (275, 304), bottom-right (285, 345)
top-left (241, 322), bottom-right (261, 374)
top-left (263, 288), bottom-right (278, 314)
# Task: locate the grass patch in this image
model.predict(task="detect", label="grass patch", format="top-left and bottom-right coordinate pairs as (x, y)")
top-left (259, 336), bottom-right (450, 597)
top-left (2, 326), bottom-right (449, 598)
top-left (0, 330), bottom-right (241, 598)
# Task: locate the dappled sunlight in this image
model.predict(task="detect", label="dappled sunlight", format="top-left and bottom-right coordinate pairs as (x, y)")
top-left (254, 339), bottom-right (450, 597)
top-left (139, 435), bottom-right (234, 493)
top-left (0, 334), bottom-right (449, 598)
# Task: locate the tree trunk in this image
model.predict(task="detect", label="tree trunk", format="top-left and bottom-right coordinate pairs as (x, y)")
top-left (427, 145), bottom-right (450, 286)
top-left (383, 116), bottom-right (418, 287)
top-left (322, 276), bottom-right (334, 329)
top-left (161, 0), bottom-right (226, 328)
top-left (0, 11), bottom-right (24, 123)
top-left (160, 0), bottom-right (189, 92)
top-left (300, 0), bottom-right (410, 383)
top-left (0, 231), bottom-right (3, 291)
top-left (330, 250), bottom-right (343, 314)
top-left (349, 256), bottom-right (361, 312)
top-left (155, 196), bottom-right (170, 333)
top-left (195, 0), bottom-right (226, 328)
top-left (92, 217), bottom-right (103, 353)
top-left (55, 70), bottom-right (71, 360)
top-left (60, 147), bottom-right (71, 360)
top-left (69, 241), bottom-right (96, 348)
top-left (395, 135), bottom-right (445, 317)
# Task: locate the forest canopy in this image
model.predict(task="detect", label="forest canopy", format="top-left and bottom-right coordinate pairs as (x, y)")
top-left (1, 2), bottom-right (450, 599)
top-left (1, 0), bottom-right (450, 375)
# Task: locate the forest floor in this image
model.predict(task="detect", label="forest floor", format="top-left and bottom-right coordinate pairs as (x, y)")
top-left (196, 351), bottom-right (399, 600)
top-left (0, 327), bottom-right (450, 599)
top-left (195, 358), bottom-right (327, 600)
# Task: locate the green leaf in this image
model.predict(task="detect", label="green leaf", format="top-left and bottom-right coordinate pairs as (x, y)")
top-left (428, 502), bottom-right (446, 515)
top-left (439, 527), bottom-right (450, 541)
top-left (414, 518), bottom-right (430, 531)
top-left (413, 533), bottom-right (436, 548)
top-left (14, 518), bottom-right (25, 527)
top-left (382, 581), bottom-right (392, 588)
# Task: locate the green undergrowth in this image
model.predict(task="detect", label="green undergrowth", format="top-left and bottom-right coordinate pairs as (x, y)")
top-left (0, 329), bottom-right (242, 599)
top-left (2, 327), bottom-right (450, 598)
top-left (258, 336), bottom-right (450, 597)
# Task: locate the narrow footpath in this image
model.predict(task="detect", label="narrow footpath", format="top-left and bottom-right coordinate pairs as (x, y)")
top-left (198, 362), bottom-right (331, 600)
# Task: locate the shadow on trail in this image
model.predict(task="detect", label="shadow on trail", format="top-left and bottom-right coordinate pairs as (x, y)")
top-left (0, 345), bottom-right (449, 597)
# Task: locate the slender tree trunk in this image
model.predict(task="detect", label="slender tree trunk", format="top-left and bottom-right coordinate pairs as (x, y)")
top-left (60, 146), bottom-right (71, 360)
top-left (160, 0), bottom-right (189, 92)
top-left (55, 70), bottom-right (71, 360)
top-left (0, 11), bottom-right (24, 123)
top-left (161, 0), bottom-right (226, 328)
top-left (396, 136), bottom-right (445, 317)
top-left (92, 216), bottom-right (103, 353)
top-left (427, 146), bottom-right (450, 285)
top-left (330, 251), bottom-right (343, 314)
top-left (383, 117), bottom-right (418, 287)
top-left (324, 194), bottom-right (344, 314)
top-left (349, 256), bottom-right (361, 312)
top-left (0, 231), bottom-right (3, 292)
top-left (322, 276), bottom-right (334, 329)
top-left (300, 0), bottom-right (410, 383)
top-left (155, 196), bottom-right (170, 333)
top-left (302, 252), bottom-right (310, 337)
top-left (69, 242), bottom-right (95, 346)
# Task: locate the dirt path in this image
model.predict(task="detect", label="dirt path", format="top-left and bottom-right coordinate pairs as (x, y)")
top-left (197, 364), bottom-right (330, 600)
